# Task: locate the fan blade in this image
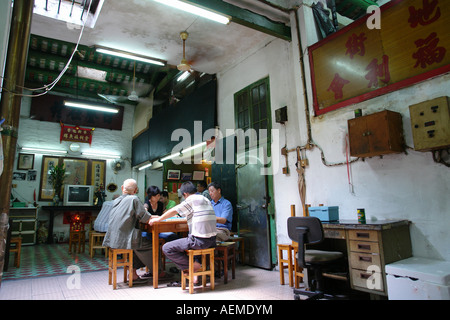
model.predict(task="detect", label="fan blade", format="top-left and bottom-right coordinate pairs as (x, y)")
top-left (98, 93), bottom-right (128, 103)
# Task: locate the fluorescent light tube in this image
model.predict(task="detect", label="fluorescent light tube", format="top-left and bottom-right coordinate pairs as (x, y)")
top-left (182, 142), bottom-right (206, 153)
top-left (152, 0), bottom-right (230, 24)
top-left (64, 101), bottom-right (119, 113)
top-left (138, 163), bottom-right (153, 171)
top-left (82, 152), bottom-right (121, 159)
top-left (160, 152), bottom-right (182, 162)
top-left (96, 48), bottom-right (165, 66)
top-left (22, 147), bottom-right (67, 154)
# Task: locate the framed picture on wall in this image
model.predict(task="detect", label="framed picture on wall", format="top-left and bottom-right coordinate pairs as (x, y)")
top-left (192, 170), bottom-right (205, 181)
top-left (39, 156), bottom-right (61, 201)
top-left (167, 169), bottom-right (181, 180)
top-left (91, 160), bottom-right (106, 190)
top-left (17, 153), bottom-right (34, 170)
top-left (181, 172), bottom-right (192, 181)
top-left (63, 158), bottom-right (88, 185)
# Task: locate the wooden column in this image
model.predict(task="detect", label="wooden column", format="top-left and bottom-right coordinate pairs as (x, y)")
top-left (0, 0), bottom-right (34, 286)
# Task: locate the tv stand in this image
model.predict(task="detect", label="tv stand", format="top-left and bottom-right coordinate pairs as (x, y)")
top-left (41, 206), bottom-right (102, 244)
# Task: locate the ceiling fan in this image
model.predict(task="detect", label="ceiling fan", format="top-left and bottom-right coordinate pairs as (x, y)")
top-left (98, 61), bottom-right (153, 104)
top-left (177, 31), bottom-right (193, 73)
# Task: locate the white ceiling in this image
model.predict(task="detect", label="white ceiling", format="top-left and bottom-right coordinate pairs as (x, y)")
top-left (29, 0), bottom-right (292, 75)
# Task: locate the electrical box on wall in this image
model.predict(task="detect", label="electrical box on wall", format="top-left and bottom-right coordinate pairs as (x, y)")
top-left (409, 96), bottom-right (450, 152)
top-left (275, 106), bottom-right (287, 124)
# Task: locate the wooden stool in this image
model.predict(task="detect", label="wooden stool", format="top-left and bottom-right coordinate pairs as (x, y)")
top-left (277, 243), bottom-right (294, 286)
top-left (181, 248), bottom-right (215, 294)
top-left (292, 242), bottom-right (305, 288)
top-left (9, 237), bottom-right (22, 268)
top-left (89, 232), bottom-right (107, 258)
top-left (215, 242), bottom-right (236, 284)
top-left (229, 235), bottom-right (245, 264)
top-left (108, 248), bottom-right (133, 290)
top-left (69, 230), bottom-right (86, 253)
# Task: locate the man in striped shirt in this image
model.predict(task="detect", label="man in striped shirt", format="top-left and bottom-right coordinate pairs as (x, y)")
top-left (149, 181), bottom-right (217, 282)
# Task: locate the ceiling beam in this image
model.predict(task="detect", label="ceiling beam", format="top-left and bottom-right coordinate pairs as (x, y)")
top-left (187, 0), bottom-right (291, 41)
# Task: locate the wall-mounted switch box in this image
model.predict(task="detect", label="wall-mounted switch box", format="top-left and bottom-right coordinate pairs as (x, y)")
top-left (275, 106), bottom-right (288, 124)
top-left (409, 96), bottom-right (450, 151)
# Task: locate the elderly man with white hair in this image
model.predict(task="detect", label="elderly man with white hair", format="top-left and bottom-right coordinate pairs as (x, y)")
top-left (103, 179), bottom-right (170, 283)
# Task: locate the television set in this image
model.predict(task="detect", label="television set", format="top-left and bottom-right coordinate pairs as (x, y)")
top-left (63, 184), bottom-right (94, 206)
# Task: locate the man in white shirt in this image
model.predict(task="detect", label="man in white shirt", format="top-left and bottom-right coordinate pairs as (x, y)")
top-left (149, 181), bottom-right (217, 283)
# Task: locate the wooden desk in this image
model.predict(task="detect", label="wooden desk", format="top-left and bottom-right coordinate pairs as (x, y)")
top-left (41, 206), bottom-right (101, 244)
top-left (143, 218), bottom-right (189, 289)
top-left (321, 219), bottom-right (412, 296)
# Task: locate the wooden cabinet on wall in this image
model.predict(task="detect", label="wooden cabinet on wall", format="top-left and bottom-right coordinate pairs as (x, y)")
top-left (348, 110), bottom-right (405, 158)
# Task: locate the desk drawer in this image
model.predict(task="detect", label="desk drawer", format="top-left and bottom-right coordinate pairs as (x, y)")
top-left (348, 229), bottom-right (379, 242)
top-left (351, 269), bottom-right (384, 292)
top-left (350, 251), bottom-right (381, 270)
top-left (349, 240), bottom-right (380, 254)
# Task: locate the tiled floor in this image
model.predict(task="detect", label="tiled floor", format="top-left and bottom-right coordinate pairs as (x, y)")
top-left (0, 265), bottom-right (296, 300)
top-left (0, 243), bottom-right (297, 300)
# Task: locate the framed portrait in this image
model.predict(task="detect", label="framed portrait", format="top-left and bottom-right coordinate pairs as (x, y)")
top-left (17, 153), bottom-right (34, 170)
top-left (39, 156), bottom-right (61, 201)
top-left (167, 169), bottom-right (181, 180)
top-left (192, 170), bottom-right (205, 181)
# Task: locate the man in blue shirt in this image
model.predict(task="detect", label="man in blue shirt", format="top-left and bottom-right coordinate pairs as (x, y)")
top-left (208, 182), bottom-right (233, 241)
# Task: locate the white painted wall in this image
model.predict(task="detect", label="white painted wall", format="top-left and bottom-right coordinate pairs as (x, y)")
top-left (217, 5), bottom-right (450, 262)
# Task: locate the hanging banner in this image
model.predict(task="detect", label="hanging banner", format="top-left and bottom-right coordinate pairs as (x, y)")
top-left (60, 122), bottom-right (95, 145)
top-left (309, 0), bottom-right (450, 116)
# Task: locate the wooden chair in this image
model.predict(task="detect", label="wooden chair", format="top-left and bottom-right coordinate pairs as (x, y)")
top-left (277, 243), bottom-right (294, 286)
top-left (68, 230), bottom-right (86, 253)
top-left (108, 248), bottom-right (133, 290)
top-left (89, 232), bottom-right (107, 258)
top-left (68, 218), bottom-right (86, 254)
top-left (181, 248), bottom-right (215, 294)
top-left (214, 242), bottom-right (236, 284)
top-left (9, 237), bottom-right (22, 268)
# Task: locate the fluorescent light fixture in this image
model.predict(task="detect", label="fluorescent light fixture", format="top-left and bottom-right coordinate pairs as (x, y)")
top-left (182, 142), bottom-right (206, 153)
top-left (177, 71), bottom-right (190, 82)
top-left (138, 162), bottom-right (153, 171)
top-left (22, 147), bottom-right (67, 154)
top-left (160, 152), bottom-right (182, 162)
top-left (82, 152), bottom-right (121, 159)
top-left (64, 101), bottom-right (119, 113)
top-left (96, 47), bottom-right (166, 66)
top-left (152, 0), bottom-right (230, 24)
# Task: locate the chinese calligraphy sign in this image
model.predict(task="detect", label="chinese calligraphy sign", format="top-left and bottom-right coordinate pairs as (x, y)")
top-left (309, 0), bottom-right (449, 116)
top-left (60, 122), bottom-right (95, 144)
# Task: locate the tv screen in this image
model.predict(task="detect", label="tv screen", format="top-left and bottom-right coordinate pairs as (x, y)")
top-left (68, 186), bottom-right (90, 202)
top-left (64, 185), bottom-right (93, 206)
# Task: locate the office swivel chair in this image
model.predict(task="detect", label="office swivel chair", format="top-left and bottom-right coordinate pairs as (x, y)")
top-left (287, 217), bottom-right (344, 300)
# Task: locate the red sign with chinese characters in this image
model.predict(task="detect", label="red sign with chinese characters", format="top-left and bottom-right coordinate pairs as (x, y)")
top-left (60, 122), bottom-right (95, 145)
top-left (309, 0), bottom-right (450, 115)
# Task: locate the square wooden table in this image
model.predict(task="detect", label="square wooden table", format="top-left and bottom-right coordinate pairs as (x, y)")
top-left (143, 218), bottom-right (189, 288)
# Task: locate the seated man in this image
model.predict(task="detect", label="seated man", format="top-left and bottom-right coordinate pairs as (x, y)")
top-left (160, 190), bottom-right (176, 212)
top-left (103, 179), bottom-right (168, 283)
top-left (149, 181), bottom-right (217, 285)
top-left (93, 195), bottom-right (119, 232)
top-left (208, 182), bottom-right (233, 242)
top-left (196, 180), bottom-right (211, 200)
